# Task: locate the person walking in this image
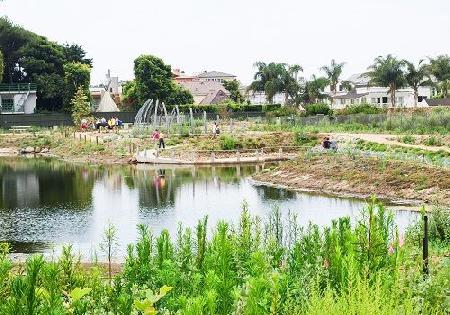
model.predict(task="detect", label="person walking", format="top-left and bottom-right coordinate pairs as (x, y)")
top-left (158, 131), bottom-right (165, 149)
top-left (151, 129), bottom-right (160, 148)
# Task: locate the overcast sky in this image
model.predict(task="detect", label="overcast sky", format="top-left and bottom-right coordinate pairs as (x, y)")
top-left (1, 0), bottom-right (449, 85)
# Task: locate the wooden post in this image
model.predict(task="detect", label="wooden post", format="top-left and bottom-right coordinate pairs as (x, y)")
top-left (84, 134), bottom-right (87, 143)
top-left (203, 111), bottom-right (207, 134)
top-left (423, 215), bottom-right (429, 276)
top-left (230, 118), bottom-right (233, 133)
top-left (211, 152), bottom-right (215, 163)
top-left (236, 151), bottom-right (241, 163)
top-left (189, 108), bottom-right (194, 134)
top-left (256, 149), bottom-right (260, 162)
top-left (278, 147), bottom-right (283, 158)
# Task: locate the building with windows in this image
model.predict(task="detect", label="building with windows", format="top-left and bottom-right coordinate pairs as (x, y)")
top-left (330, 73), bottom-right (432, 108)
top-left (0, 83), bottom-right (37, 114)
top-left (178, 81), bottom-right (230, 105)
top-left (196, 71), bottom-right (236, 83)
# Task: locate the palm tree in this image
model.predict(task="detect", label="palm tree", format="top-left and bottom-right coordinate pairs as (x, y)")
top-left (302, 75), bottom-right (329, 104)
top-left (368, 55), bottom-right (406, 107)
top-left (320, 59), bottom-right (345, 94)
top-left (404, 60), bottom-right (430, 107)
top-left (249, 62), bottom-right (286, 104)
top-left (428, 55), bottom-right (450, 98)
top-left (280, 64), bottom-right (303, 105)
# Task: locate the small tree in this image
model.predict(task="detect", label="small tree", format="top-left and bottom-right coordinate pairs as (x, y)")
top-left (404, 60), bottom-right (430, 107)
top-left (223, 79), bottom-right (244, 103)
top-left (71, 86), bottom-right (91, 126)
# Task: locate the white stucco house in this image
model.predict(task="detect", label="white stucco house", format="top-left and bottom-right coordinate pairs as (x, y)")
top-left (0, 83), bottom-right (37, 114)
top-left (330, 73), bottom-right (432, 109)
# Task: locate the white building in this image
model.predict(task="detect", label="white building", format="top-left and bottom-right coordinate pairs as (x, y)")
top-left (330, 73), bottom-right (432, 109)
top-left (196, 71), bottom-right (237, 83)
top-left (246, 91), bottom-right (287, 105)
top-left (0, 83), bottom-right (37, 114)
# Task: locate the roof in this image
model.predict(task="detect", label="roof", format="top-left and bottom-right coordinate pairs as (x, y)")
top-left (197, 71), bottom-right (236, 79)
top-left (332, 89), bottom-right (369, 99)
top-left (425, 98), bottom-right (450, 106)
top-left (96, 91), bottom-right (120, 112)
top-left (346, 73), bottom-right (370, 86)
top-left (178, 81), bottom-right (230, 105)
top-left (178, 81), bottom-right (230, 96)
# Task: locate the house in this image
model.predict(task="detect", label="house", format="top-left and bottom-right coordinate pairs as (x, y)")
top-left (246, 90), bottom-right (287, 105)
top-left (178, 81), bottom-right (230, 105)
top-left (172, 69), bottom-right (198, 83)
top-left (196, 71), bottom-right (236, 83)
top-left (90, 70), bottom-right (121, 111)
top-left (0, 83), bottom-right (37, 114)
top-left (330, 73), bottom-right (432, 109)
top-left (425, 98), bottom-right (450, 106)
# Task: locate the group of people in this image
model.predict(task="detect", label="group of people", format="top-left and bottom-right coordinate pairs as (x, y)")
top-left (94, 117), bottom-right (123, 131)
top-left (80, 117), bottom-right (124, 132)
top-left (322, 136), bottom-right (338, 151)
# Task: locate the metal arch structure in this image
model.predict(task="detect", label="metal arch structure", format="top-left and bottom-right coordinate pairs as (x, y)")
top-left (134, 99), bottom-right (179, 128)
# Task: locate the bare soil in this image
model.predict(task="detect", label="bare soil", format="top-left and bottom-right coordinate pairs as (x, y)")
top-left (253, 153), bottom-right (450, 205)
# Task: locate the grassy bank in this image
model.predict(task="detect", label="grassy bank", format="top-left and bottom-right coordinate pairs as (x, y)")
top-left (1, 201), bottom-right (449, 314)
top-left (253, 151), bottom-right (450, 205)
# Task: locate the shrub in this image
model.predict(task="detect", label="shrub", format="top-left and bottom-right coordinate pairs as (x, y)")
top-left (424, 136), bottom-right (443, 146)
top-left (219, 135), bottom-right (242, 150)
top-left (294, 132), bottom-right (318, 146)
top-left (400, 135), bottom-right (416, 144)
top-left (338, 103), bottom-right (383, 115)
top-left (303, 103), bottom-right (333, 116)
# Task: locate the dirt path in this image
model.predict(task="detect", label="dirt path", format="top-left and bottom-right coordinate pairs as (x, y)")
top-left (326, 133), bottom-right (450, 153)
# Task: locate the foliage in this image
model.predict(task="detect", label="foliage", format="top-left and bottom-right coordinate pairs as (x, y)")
top-left (303, 103), bottom-right (332, 116)
top-left (70, 87), bottom-right (91, 126)
top-left (0, 200), bottom-right (448, 314)
top-left (367, 55), bottom-right (406, 107)
top-left (219, 134), bottom-right (242, 150)
top-left (406, 206), bottom-right (450, 245)
top-left (249, 62), bottom-right (303, 104)
top-left (404, 60), bottom-right (430, 107)
top-left (223, 79), bottom-right (244, 103)
top-left (125, 54), bottom-right (193, 108)
top-left (0, 17), bottom-right (91, 111)
top-left (428, 55), bottom-right (450, 98)
top-left (300, 75), bottom-right (330, 104)
top-left (63, 62), bottom-right (91, 111)
top-left (321, 59), bottom-right (345, 94)
top-left (337, 103), bottom-right (383, 115)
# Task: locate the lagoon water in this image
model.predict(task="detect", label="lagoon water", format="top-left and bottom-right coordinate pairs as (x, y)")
top-left (0, 158), bottom-right (417, 257)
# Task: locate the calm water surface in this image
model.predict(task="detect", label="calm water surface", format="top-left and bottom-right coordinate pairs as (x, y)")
top-left (0, 158), bottom-right (417, 257)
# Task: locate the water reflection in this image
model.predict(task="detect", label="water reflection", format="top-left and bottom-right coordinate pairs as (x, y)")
top-left (0, 158), bottom-right (417, 256)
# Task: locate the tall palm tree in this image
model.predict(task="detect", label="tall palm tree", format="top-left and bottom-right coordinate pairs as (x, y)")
top-left (302, 75), bottom-right (329, 104)
top-left (368, 55), bottom-right (406, 107)
top-left (404, 60), bottom-right (430, 107)
top-left (280, 63), bottom-right (303, 105)
top-left (320, 59), bottom-right (345, 94)
top-left (428, 55), bottom-right (450, 98)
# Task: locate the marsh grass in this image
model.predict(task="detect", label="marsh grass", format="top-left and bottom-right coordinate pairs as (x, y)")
top-left (0, 200), bottom-right (449, 314)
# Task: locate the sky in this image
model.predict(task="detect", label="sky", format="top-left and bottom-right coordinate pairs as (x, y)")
top-left (1, 0), bottom-right (449, 85)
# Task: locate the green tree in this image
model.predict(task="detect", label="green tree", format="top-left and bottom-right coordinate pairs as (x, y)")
top-left (71, 86), bottom-right (91, 126)
top-left (280, 64), bottom-right (303, 105)
top-left (404, 60), bottom-right (430, 107)
top-left (134, 54), bottom-right (173, 104)
top-left (320, 59), bottom-right (345, 94)
top-left (166, 83), bottom-right (194, 105)
top-left (428, 55), bottom-right (450, 98)
top-left (62, 44), bottom-right (92, 66)
top-left (0, 49), bottom-right (3, 81)
top-left (223, 79), bottom-right (244, 103)
top-left (368, 55), bottom-right (406, 107)
top-left (249, 62), bottom-right (285, 104)
top-left (63, 62), bottom-right (91, 111)
top-left (301, 75), bottom-right (329, 104)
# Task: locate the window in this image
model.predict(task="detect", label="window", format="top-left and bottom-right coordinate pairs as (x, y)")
top-left (382, 97), bottom-right (388, 104)
top-left (361, 97), bottom-right (366, 104)
top-left (418, 96), bottom-right (427, 102)
top-left (1, 98), bottom-right (14, 112)
top-left (340, 99), bottom-right (346, 105)
top-left (350, 99), bottom-right (355, 104)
